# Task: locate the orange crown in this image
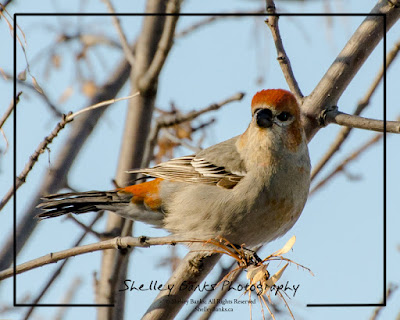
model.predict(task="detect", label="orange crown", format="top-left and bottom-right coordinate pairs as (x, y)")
top-left (251, 89), bottom-right (298, 115)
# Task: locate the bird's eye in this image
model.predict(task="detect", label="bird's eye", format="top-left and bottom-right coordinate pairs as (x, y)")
top-left (277, 112), bottom-right (291, 121)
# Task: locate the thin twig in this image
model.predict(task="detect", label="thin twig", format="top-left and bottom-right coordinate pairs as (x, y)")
top-left (191, 118), bottom-right (216, 132)
top-left (65, 92), bottom-right (139, 121)
top-left (53, 277), bottom-right (83, 320)
top-left (142, 252), bottom-right (221, 320)
top-left (97, 2), bottom-right (182, 317)
top-left (160, 92), bottom-right (245, 126)
top-left (198, 267), bottom-right (243, 320)
top-left (323, 109), bottom-right (400, 133)
top-left (0, 31), bottom-right (133, 274)
top-left (65, 214), bottom-right (105, 239)
top-left (0, 236), bottom-right (209, 280)
top-left (22, 213), bottom-right (103, 320)
top-left (264, 0), bottom-right (303, 101)
top-left (0, 91), bottom-right (22, 129)
top-left (162, 129), bottom-right (201, 153)
top-left (137, 0), bottom-right (181, 91)
top-left (188, 243), bottom-right (262, 319)
top-left (143, 92), bottom-right (244, 166)
top-left (0, 93), bottom-right (139, 211)
top-left (311, 38), bottom-right (400, 181)
top-left (0, 0), bottom-right (14, 13)
top-left (183, 262), bottom-right (236, 319)
top-left (0, 114), bottom-right (72, 211)
top-left (3, 72), bottom-right (63, 117)
top-left (370, 283), bottom-right (398, 320)
top-left (0, 294), bottom-right (30, 314)
top-left (310, 133), bottom-right (382, 196)
top-left (175, 7), bottom-right (265, 39)
top-left (102, 0), bottom-right (135, 68)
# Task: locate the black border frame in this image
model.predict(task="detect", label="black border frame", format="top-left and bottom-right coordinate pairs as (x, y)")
top-left (13, 11), bottom-right (386, 309)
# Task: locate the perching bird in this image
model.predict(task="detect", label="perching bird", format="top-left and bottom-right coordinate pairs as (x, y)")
top-left (37, 89), bottom-right (311, 248)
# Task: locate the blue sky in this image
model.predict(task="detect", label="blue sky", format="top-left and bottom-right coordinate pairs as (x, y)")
top-left (1, 0), bottom-right (399, 319)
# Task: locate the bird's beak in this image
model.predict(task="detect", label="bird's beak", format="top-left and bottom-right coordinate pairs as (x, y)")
top-left (255, 109), bottom-right (273, 129)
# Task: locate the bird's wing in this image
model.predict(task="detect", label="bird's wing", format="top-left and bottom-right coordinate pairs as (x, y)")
top-left (128, 136), bottom-right (246, 189)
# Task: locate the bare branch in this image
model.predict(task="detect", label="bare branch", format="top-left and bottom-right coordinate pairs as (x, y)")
top-left (21, 213), bottom-right (102, 320)
top-left (0, 91), bottom-right (21, 129)
top-left (143, 92), bottom-right (245, 165)
top-left (2, 72), bottom-right (63, 117)
top-left (96, 2), bottom-right (183, 318)
top-left (0, 0), bottom-right (14, 13)
top-left (142, 252), bottom-right (221, 320)
top-left (0, 236), bottom-right (207, 281)
top-left (265, 0), bottom-right (303, 101)
top-left (137, 0), bottom-right (181, 91)
top-left (370, 283), bottom-right (398, 320)
top-left (65, 214), bottom-right (105, 239)
top-left (102, 0), bottom-right (136, 68)
top-left (182, 262), bottom-right (233, 319)
top-left (0, 92), bottom-right (139, 212)
top-left (53, 277), bottom-right (83, 320)
top-left (175, 7), bottom-right (265, 39)
top-left (161, 92), bottom-right (245, 127)
top-left (196, 245), bottom-right (262, 320)
top-left (310, 132), bottom-right (382, 196)
top-left (311, 38), bottom-right (400, 180)
top-left (0, 42), bottom-right (133, 271)
top-left (65, 92), bottom-right (139, 121)
top-left (301, 0), bottom-right (400, 141)
top-left (161, 130), bottom-right (201, 153)
top-left (198, 267), bottom-right (242, 320)
top-left (322, 109), bottom-right (400, 133)
top-left (0, 113), bottom-right (72, 212)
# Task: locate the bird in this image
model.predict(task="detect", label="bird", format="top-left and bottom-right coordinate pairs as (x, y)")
top-left (37, 89), bottom-right (311, 248)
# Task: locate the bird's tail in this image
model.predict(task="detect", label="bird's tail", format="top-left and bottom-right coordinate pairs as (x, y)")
top-left (36, 190), bottom-right (131, 219)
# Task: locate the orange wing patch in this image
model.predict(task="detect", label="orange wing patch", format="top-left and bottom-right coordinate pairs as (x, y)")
top-left (119, 178), bottom-right (163, 210)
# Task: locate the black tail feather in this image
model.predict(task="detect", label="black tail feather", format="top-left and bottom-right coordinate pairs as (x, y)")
top-left (36, 190), bottom-right (130, 219)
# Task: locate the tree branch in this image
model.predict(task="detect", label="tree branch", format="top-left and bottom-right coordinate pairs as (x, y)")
top-left (0, 236), bottom-right (203, 281)
top-left (370, 283), bottom-right (398, 320)
top-left (0, 39), bottom-right (132, 271)
top-left (322, 108), bottom-right (400, 133)
top-left (198, 267), bottom-right (242, 320)
top-left (2, 72), bottom-right (63, 117)
top-left (0, 0), bottom-right (14, 13)
top-left (175, 8), bottom-right (265, 39)
top-left (0, 113), bottom-right (72, 212)
top-left (0, 93), bottom-right (139, 212)
top-left (142, 252), bottom-right (221, 320)
top-left (21, 213), bottom-right (103, 320)
top-left (310, 132), bottom-right (383, 196)
top-left (0, 91), bottom-right (21, 129)
top-left (143, 92), bottom-right (245, 166)
top-left (102, 0), bottom-right (136, 68)
top-left (301, 0), bottom-right (400, 141)
top-left (265, 0), bottom-right (303, 101)
top-left (65, 92), bottom-right (139, 121)
top-left (161, 129), bottom-right (201, 153)
top-left (137, 0), bottom-right (181, 91)
top-left (65, 214), bottom-right (105, 240)
top-left (96, 2), bottom-right (181, 318)
top-left (311, 38), bottom-right (400, 181)
top-left (53, 277), bottom-right (83, 320)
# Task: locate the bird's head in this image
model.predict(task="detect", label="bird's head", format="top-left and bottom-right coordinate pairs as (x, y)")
top-left (249, 89), bottom-right (305, 152)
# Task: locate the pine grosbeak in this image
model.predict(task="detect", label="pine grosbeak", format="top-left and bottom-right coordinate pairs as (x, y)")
top-left (38, 89), bottom-right (311, 247)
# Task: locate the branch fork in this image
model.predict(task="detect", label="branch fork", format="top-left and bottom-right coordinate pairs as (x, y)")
top-left (318, 105), bottom-right (339, 127)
